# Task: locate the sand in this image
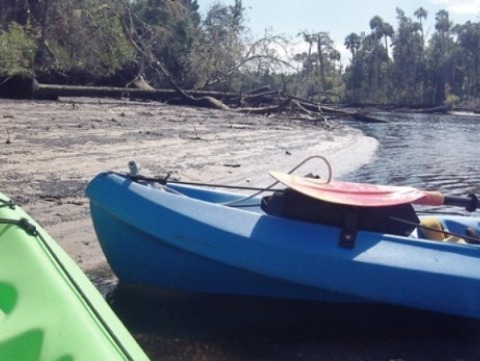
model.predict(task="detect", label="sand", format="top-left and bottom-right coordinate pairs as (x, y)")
top-left (0, 97), bottom-right (377, 271)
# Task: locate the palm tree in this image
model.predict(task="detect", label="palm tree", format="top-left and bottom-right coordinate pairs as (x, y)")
top-left (414, 7), bottom-right (428, 45)
top-left (369, 16), bottom-right (394, 57)
top-left (329, 49), bottom-right (341, 85)
top-left (314, 32), bottom-right (334, 91)
top-left (453, 21), bottom-right (480, 96)
top-left (299, 31), bottom-right (315, 78)
top-left (344, 32), bottom-right (361, 57)
top-left (382, 22), bottom-right (394, 58)
top-left (299, 31), bottom-right (335, 94)
top-left (435, 10), bottom-right (451, 37)
top-left (369, 16), bottom-right (391, 99)
top-left (369, 16), bottom-right (384, 42)
top-left (414, 7), bottom-right (428, 22)
top-left (427, 10), bottom-right (455, 103)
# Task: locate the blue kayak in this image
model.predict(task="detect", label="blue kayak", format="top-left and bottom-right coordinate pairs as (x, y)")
top-left (86, 172), bottom-right (480, 319)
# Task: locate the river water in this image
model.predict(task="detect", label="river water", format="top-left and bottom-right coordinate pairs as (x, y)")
top-left (99, 112), bottom-right (480, 361)
top-left (343, 112), bottom-right (480, 217)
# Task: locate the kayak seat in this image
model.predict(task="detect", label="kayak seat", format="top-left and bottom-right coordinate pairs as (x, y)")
top-left (418, 217), bottom-right (472, 244)
top-left (262, 188), bottom-right (420, 248)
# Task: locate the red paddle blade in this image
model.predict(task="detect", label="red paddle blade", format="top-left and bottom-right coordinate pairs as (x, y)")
top-left (269, 171), bottom-right (444, 207)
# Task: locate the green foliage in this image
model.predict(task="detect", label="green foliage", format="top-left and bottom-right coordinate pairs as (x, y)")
top-left (187, 0), bottom-right (247, 90)
top-left (44, 1), bottom-right (135, 75)
top-left (292, 31), bottom-right (343, 102)
top-left (445, 93), bottom-right (460, 106)
top-left (89, 10), bottom-right (135, 74)
top-left (132, 0), bottom-right (201, 85)
top-left (0, 22), bottom-right (36, 75)
top-left (391, 8), bottom-right (425, 104)
top-left (343, 7), bottom-right (480, 106)
top-left (3, 0), bottom-right (480, 106)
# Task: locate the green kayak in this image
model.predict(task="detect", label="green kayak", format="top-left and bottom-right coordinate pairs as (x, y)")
top-left (0, 192), bottom-right (150, 361)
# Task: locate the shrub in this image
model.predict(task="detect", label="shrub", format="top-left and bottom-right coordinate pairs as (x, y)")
top-left (0, 22), bottom-right (36, 75)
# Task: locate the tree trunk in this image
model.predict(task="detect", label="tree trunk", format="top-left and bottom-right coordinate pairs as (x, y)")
top-left (33, 83), bottom-right (239, 103)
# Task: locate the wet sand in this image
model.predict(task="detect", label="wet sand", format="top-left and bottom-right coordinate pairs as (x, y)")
top-left (0, 98), bottom-right (376, 271)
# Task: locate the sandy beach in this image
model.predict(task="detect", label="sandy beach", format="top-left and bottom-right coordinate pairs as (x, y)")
top-left (0, 98), bottom-right (377, 272)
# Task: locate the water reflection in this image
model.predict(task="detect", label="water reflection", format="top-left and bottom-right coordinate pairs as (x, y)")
top-left (104, 282), bottom-right (480, 361)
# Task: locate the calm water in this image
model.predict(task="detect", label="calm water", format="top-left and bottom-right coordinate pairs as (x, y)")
top-left (94, 112), bottom-right (480, 361)
top-left (343, 112), bottom-right (480, 216)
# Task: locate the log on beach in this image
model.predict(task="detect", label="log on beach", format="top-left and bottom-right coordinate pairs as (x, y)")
top-left (33, 83), bottom-right (240, 104)
top-left (0, 74), bottom-right (39, 99)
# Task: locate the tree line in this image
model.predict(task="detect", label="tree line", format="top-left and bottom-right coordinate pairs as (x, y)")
top-left (1, 0), bottom-right (479, 107)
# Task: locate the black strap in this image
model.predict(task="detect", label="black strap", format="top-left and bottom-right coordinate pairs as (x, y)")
top-left (339, 207), bottom-right (358, 248)
top-left (0, 198), bottom-right (16, 209)
top-left (0, 217), bottom-right (38, 236)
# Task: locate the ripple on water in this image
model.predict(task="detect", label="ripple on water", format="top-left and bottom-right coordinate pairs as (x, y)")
top-left (343, 113), bottom-right (480, 208)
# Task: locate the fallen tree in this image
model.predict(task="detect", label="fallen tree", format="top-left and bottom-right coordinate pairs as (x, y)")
top-left (33, 83), bottom-right (239, 104)
top-left (28, 81), bottom-right (388, 123)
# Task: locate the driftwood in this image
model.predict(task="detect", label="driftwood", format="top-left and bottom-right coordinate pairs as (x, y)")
top-left (0, 74), bottom-right (39, 99)
top-left (30, 82), bottom-right (386, 122)
top-left (394, 104), bottom-right (451, 114)
top-left (33, 83), bottom-right (239, 104)
top-left (452, 106), bottom-right (480, 114)
top-left (417, 105), bottom-right (451, 114)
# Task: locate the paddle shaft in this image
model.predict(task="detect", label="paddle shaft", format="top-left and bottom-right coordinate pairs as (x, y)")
top-left (418, 191), bottom-right (478, 212)
top-left (444, 194), bottom-right (479, 212)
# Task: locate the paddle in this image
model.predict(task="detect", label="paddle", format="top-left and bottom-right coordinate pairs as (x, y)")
top-left (434, 193), bottom-right (478, 212)
top-left (360, 188), bottom-right (479, 212)
top-left (269, 171), bottom-right (479, 212)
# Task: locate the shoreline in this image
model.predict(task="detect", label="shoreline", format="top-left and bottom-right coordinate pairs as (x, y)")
top-left (0, 98), bottom-right (377, 271)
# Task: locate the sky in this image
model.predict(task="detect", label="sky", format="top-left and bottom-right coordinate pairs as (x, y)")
top-left (195, 0), bottom-right (480, 61)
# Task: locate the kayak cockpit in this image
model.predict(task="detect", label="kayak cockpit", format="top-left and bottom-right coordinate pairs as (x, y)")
top-left (162, 181), bottom-right (480, 249)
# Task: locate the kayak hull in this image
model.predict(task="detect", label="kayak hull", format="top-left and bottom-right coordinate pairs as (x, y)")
top-left (86, 172), bottom-right (480, 319)
top-left (0, 192), bottom-right (149, 360)
top-left (90, 204), bottom-right (360, 302)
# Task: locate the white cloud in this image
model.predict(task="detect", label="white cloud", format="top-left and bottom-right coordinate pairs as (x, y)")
top-left (430, 0), bottom-right (480, 14)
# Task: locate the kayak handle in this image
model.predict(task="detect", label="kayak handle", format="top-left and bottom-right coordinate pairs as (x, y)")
top-left (443, 194), bottom-right (478, 212)
top-left (417, 191), bottom-right (478, 212)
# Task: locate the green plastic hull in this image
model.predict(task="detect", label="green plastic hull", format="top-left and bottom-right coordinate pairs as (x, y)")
top-left (0, 193), bottom-right (149, 361)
